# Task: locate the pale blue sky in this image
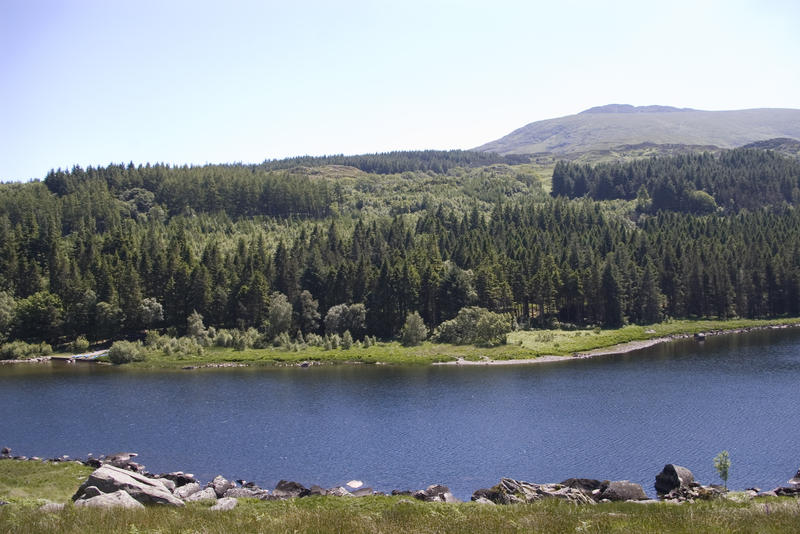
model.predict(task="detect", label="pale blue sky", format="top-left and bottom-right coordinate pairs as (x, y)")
top-left (1, 0), bottom-right (799, 181)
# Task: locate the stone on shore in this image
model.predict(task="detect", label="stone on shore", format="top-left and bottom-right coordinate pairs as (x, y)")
top-left (209, 475), bottom-right (235, 497)
top-left (75, 489), bottom-right (144, 509)
top-left (210, 497), bottom-right (237, 511)
top-left (655, 465), bottom-right (695, 495)
top-left (223, 487), bottom-right (272, 499)
top-left (38, 502), bottom-right (65, 513)
top-left (73, 465), bottom-right (184, 506)
top-left (273, 480), bottom-right (310, 499)
top-left (472, 478), bottom-right (593, 505)
top-left (788, 468), bottom-right (800, 488)
top-left (174, 482), bottom-right (203, 500)
top-left (599, 480), bottom-right (648, 501)
top-left (184, 487), bottom-right (218, 502)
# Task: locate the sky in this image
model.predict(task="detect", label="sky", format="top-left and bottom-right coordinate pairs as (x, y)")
top-left (1, 0), bottom-right (799, 181)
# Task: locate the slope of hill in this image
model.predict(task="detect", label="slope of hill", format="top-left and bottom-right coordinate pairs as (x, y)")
top-left (477, 105), bottom-right (800, 155)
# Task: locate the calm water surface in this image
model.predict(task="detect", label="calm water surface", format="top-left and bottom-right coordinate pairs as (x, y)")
top-left (2, 328), bottom-right (800, 499)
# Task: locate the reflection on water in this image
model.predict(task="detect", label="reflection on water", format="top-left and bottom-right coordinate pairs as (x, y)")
top-left (2, 327), bottom-right (800, 499)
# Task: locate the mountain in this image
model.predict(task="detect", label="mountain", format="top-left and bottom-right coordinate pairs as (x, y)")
top-left (476, 105), bottom-right (800, 156)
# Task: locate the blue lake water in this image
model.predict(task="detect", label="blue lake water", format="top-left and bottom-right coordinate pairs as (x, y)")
top-left (2, 327), bottom-right (800, 499)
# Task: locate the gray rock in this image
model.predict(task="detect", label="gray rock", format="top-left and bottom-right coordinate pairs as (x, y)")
top-left (273, 480), bottom-right (310, 499)
top-left (560, 478), bottom-right (607, 495)
top-left (655, 465), bottom-right (695, 495)
top-left (184, 487), bottom-right (218, 502)
top-left (327, 486), bottom-right (353, 497)
top-left (81, 486), bottom-right (103, 499)
top-left (600, 480), bottom-right (648, 501)
top-left (308, 485), bottom-right (327, 496)
top-left (174, 482), bottom-right (203, 500)
top-left (75, 490), bottom-right (144, 509)
top-left (223, 487), bottom-right (271, 499)
top-left (472, 496), bottom-right (496, 505)
top-left (38, 502), bottom-right (65, 513)
top-left (160, 472), bottom-right (197, 487)
top-left (155, 477), bottom-right (176, 493)
top-left (1, 447), bottom-right (10, 456)
top-left (209, 475), bottom-right (235, 498)
top-left (210, 497), bottom-right (237, 511)
top-left (473, 478), bottom-right (593, 505)
top-left (413, 484), bottom-right (454, 502)
top-left (102, 452), bottom-right (144, 472)
top-left (73, 465), bottom-right (184, 506)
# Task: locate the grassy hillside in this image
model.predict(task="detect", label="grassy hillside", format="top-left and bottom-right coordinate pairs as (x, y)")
top-left (477, 105), bottom-right (800, 156)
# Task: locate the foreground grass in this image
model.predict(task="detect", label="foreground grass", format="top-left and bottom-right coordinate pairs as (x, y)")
top-left (126, 317), bottom-right (800, 369)
top-left (3, 492), bottom-right (799, 534)
top-left (0, 460), bottom-right (92, 503)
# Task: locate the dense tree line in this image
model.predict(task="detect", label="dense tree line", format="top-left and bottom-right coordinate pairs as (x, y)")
top-left (552, 149), bottom-right (800, 212)
top-left (258, 150), bottom-right (530, 174)
top-left (2, 152), bottom-right (800, 348)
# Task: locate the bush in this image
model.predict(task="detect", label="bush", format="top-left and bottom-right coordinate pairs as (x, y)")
top-left (400, 312), bottom-right (428, 347)
top-left (0, 340), bottom-right (53, 360)
top-left (432, 306), bottom-right (512, 347)
top-left (341, 330), bottom-right (353, 349)
top-left (70, 336), bottom-right (90, 353)
top-left (108, 341), bottom-right (146, 364)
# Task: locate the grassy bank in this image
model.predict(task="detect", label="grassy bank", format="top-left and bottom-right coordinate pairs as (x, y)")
top-left (122, 317), bottom-right (800, 369)
top-left (2, 460), bottom-right (798, 534)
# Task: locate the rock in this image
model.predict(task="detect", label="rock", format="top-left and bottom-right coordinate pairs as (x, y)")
top-left (560, 478), bottom-right (607, 495)
top-left (327, 486), bottom-right (353, 497)
top-left (155, 477), bottom-right (176, 493)
top-left (102, 452), bottom-right (144, 472)
top-left (160, 471), bottom-right (197, 487)
top-left (184, 487), bottom-right (218, 502)
top-left (174, 482), bottom-right (203, 500)
top-left (223, 487), bottom-right (272, 499)
top-left (391, 489), bottom-right (413, 496)
top-left (599, 480), bottom-right (648, 501)
top-left (655, 465), bottom-right (695, 495)
top-left (73, 465), bottom-right (184, 506)
top-left (346, 480), bottom-right (364, 489)
top-left (39, 502), bottom-right (65, 513)
top-left (210, 497), bottom-right (237, 511)
top-left (209, 475), bottom-right (235, 497)
top-left (413, 484), bottom-right (455, 502)
top-left (474, 478), bottom-right (594, 505)
top-left (788, 469), bottom-right (800, 488)
top-left (472, 496), bottom-right (496, 505)
top-left (308, 485), bottom-right (327, 496)
top-left (273, 480), bottom-right (310, 499)
top-left (775, 486), bottom-right (800, 497)
top-left (75, 490), bottom-right (144, 509)
top-left (1, 447), bottom-right (10, 456)
top-left (351, 487), bottom-right (374, 497)
top-left (81, 485), bottom-right (103, 499)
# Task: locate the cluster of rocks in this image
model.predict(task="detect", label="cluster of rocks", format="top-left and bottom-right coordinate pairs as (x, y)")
top-left (5, 447), bottom-right (800, 510)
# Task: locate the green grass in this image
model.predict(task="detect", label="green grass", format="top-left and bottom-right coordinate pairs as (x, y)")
top-left (0, 459), bottom-right (92, 503)
top-left (2, 491), bottom-right (799, 534)
top-left (127, 317), bottom-right (800, 369)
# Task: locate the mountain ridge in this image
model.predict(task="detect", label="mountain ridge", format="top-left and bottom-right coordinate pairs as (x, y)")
top-left (477, 106), bottom-right (800, 156)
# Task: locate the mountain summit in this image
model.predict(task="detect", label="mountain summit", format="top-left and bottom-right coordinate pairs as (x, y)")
top-left (477, 105), bottom-right (800, 155)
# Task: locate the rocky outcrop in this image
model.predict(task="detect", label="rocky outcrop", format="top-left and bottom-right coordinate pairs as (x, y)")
top-left (174, 482), bottom-right (203, 500)
top-left (72, 465), bottom-right (184, 506)
top-left (655, 464), bottom-right (695, 495)
top-left (209, 475), bottom-right (235, 498)
top-left (184, 487), bottom-right (217, 502)
top-left (599, 480), bottom-right (648, 501)
top-left (472, 478), bottom-right (594, 505)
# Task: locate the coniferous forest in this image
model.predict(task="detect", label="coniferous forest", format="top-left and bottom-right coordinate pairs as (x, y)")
top-left (1, 148), bottom-right (800, 351)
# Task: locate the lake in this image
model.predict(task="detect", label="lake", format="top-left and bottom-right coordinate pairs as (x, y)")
top-left (2, 327), bottom-right (800, 499)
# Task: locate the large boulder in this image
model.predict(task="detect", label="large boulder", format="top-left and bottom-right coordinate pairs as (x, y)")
top-left (273, 480), bottom-right (310, 499)
top-left (655, 465), bottom-right (695, 495)
top-left (560, 478), bottom-right (607, 496)
top-left (210, 497), bottom-right (237, 511)
top-left (75, 489), bottom-right (144, 509)
top-left (599, 480), bottom-right (648, 501)
top-left (72, 465), bottom-right (184, 506)
top-left (209, 475), bottom-right (235, 498)
top-left (223, 487), bottom-right (273, 500)
top-left (472, 478), bottom-right (593, 505)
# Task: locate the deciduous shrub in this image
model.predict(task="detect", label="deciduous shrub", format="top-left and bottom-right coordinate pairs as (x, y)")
top-left (108, 340), bottom-right (146, 364)
top-left (400, 312), bottom-right (428, 347)
top-left (0, 341), bottom-right (53, 360)
top-left (432, 306), bottom-right (511, 347)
